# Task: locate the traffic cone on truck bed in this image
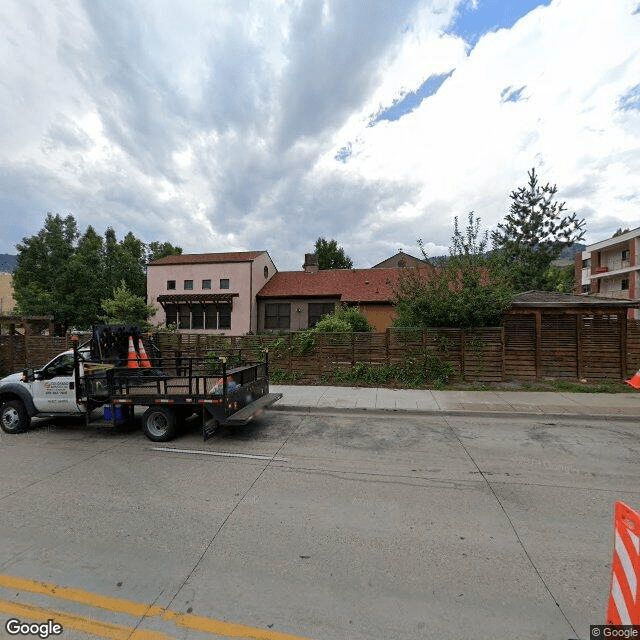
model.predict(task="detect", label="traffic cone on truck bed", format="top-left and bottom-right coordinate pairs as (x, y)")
top-left (127, 336), bottom-right (139, 368)
top-left (138, 339), bottom-right (151, 368)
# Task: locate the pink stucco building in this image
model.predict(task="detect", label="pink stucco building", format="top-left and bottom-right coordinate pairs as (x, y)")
top-left (147, 251), bottom-right (276, 334)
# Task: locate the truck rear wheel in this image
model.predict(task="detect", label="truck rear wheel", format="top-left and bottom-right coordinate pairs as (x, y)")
top-left (1, 400), bottom-right (31, 434)
top-left (142, 406), bottom-right (177, 442)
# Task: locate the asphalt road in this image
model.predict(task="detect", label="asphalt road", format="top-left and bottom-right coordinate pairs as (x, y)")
top-left (0, 409), bottom-right (638, 640)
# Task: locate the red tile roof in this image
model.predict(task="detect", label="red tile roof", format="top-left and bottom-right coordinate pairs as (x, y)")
top-left (148, 251), bottom-right (266, 266)
top-left (257, 268), bottom-right (431, 303)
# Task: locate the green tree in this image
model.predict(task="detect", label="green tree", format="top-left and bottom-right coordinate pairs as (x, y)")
top-left (102, 229), bottom-right (146, 298)
top-left (543, 263), bottom-right (575, 293)
top-left (101, 281), bottom-right (156, 329)
top-left (13, 213), bottom-right (79, 334)
top-left (314, 237), bottom-right (353, 269)
top-left (392, 212), bottom-right (515, 328)
top-left (492, 168), bottom-right (585, 291)
top-left (12, 214), bottom-right (182, 334)
top-left (147, 241), bottom-right (183, 263)
top-left (67, 226), bottom-right (105, 328)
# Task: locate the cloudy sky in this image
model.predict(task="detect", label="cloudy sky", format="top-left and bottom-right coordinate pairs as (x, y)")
top-left (1, 0), bottom-right (639, 270)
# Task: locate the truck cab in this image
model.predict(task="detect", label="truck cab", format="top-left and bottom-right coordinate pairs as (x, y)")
top-left (0, 348), bottom-right (90, 433)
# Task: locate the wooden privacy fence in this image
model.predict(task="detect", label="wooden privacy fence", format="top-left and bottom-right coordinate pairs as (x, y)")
top-left (0, 335), bottom-right (73, 374)
top-left (151, 319), bottom-right (640, 383)
top-left (2, 319), bottom-right (640, 383)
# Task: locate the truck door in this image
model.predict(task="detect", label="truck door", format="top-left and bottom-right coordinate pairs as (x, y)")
top-left (31, 353), bottom-right (82, 413)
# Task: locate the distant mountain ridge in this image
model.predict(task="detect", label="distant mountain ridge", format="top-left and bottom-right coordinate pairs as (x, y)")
top-left (0, 254), bottom-right (17, 272)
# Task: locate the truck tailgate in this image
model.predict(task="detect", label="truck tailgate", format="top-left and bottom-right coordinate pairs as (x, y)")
top-left (220, 393), bottom-right (283, 426)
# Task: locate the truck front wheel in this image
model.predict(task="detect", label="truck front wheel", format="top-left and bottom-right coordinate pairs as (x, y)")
top-left (142, 407), bottom-right (177, 442)
top-left (1, 400), bottom-right (31, 434)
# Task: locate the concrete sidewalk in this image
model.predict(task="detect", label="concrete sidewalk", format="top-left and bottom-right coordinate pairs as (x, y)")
top-left (270, 384), bottom-right (640, 421)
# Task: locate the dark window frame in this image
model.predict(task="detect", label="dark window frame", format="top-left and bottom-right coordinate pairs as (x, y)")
top-left (220, 278), bottom-right (230, 290)
top-left (308, 302), bottom-right (335, 328)
top-left (167, 280), bottom-right (176, 290)
top-left (184, 279), bottom-right (194, 291)
top-left (265, 303), bottom-right (290, 329)
top-left (202, 279), bottom-right (211, 290)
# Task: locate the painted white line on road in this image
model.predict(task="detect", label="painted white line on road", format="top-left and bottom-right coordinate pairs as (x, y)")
top-left (151, 447), bottom-right (287, 461)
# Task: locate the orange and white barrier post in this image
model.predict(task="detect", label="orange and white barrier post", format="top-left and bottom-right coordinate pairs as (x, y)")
top-left (127, 336), bottom-right (139, 369)
top-left (137, 339), bottom-right (152, 368)
top-left (606, 501), bottom-right (640, 625)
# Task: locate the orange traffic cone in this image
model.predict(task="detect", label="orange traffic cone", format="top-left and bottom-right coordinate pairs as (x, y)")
top-left (138, 339), bottom-right (152, 368)
top-left (127, 336), bottom-right (139, 368)
top-left (625, 369), bottom-right (640, 389)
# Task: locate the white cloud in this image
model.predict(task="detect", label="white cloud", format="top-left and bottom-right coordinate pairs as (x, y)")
top-left (0, 0), bottom-right (638, 270)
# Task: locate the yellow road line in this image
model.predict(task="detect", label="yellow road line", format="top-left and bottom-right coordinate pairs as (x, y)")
top-left (0, 597), bottom-right (174, 640)
top-left (0, 574), bottom-right (164, 618)
top-left (0, 573), bottom-right (311, 640)
top-left (164, 610), bottom-right (310, 640)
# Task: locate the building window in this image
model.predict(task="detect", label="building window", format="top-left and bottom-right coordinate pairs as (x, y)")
top-left (220, 278), bottom-right (230, 290)
top-left (581, 258), bottom-right (591, 269)
top-left (191, 304), bottom-right (204, 329)
top-left (622, 249), bottom-right (630, 261)
top-left (264, 266), bottom-right (269, 278)
top-left (167, 280), bottom-right (176, 290)
top-left (184, 280), bottom-right (193, 290)
top-left (205, 304), bottom-right (217, 329)
top-left (179, 304), bottom-right (191, 328)
top-left (218, 304), bottom-right (231, 330)
top-left (168, 303), bottom-right (231, 330)
top-left (308, 302), bottom-right (335, 327)
top-left (581, 284), bottom-right (590, 294)
top-left (265, 303), bottom-right (290, 329)
top-left (622, 278), bottom-right (629, 291)
top-left (165, 304), bottom-right (177, 326)
top-left (202, 279), bottom-right (211, 290)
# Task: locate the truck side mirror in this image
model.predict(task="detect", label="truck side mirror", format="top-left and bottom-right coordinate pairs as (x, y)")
top-left (22, 369), bottom-right (36, 382)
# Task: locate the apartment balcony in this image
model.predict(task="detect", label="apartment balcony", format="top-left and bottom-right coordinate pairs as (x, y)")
top-left (594, 290), bottom-right (634, 300)
top-left (590, 259), bottom-right (635, 279)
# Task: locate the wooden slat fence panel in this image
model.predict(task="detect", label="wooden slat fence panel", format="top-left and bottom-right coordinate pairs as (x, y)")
top-left (627, 319), bottom-right (640, 376)
top-left (423, 329), bottom-right (462, 378)
top-left (581, 314), bottom-right (622, 380)
top-left (503, 315), bottom-right (536, 380)
top-left (463, 328), bottom-right (504, 382)
top-left (541, 314), bottom-right (577, 378)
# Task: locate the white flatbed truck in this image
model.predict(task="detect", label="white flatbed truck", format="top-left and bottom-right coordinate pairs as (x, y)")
top-left (0, 325), bottom-right (281, 442)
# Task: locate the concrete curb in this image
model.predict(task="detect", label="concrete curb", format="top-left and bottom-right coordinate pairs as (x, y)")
top-left (270, 404), bottom-right (640, 423)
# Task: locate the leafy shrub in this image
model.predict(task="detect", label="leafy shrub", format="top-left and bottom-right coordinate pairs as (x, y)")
top-left (321, 352), bottom-right (454, 388)
top-left (314, 317), bottom-right (351, 333)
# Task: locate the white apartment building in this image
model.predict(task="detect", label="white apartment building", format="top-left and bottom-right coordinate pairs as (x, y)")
top-left (575, 226), bottom-right (640, 319)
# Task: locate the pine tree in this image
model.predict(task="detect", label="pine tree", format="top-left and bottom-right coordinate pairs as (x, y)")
top-left (492, 168), bottom-right (585, 291)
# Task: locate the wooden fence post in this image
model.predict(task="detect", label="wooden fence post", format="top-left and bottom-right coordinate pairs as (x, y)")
top-left (576, 312), bottom-right (583, 379)
top-left (460, 329), bottom-right (465, 381)
top-left (385, 329), bottom-right (390, 365)
top-left (534, 311), bottom-right (542, 380)
top-left (351, 333), bottom-right (355, 367)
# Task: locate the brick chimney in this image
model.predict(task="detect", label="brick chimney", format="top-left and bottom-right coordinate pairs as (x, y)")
top-left (303, 253), bottom-right (319, 274)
